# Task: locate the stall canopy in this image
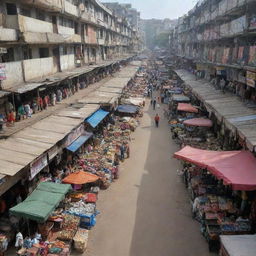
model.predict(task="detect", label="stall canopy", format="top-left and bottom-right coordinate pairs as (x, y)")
top-left (10, 182), bottom-right (71, 222)
top-left (117, 104), bottom-right (139, 114)
top-left (220, 235), bottom-right (256, 256)
top-left (177, 103), bottom-right (198, 113)
top-left (66, 132), bottom-right (93, 152)
top-left (183, 118), bottom-right (212, 127)
top-left (62, 171), bottom-right (99, 185)
top-left (171, 95), bottom-right (190, 102)
top-left (174, 146), bottom-right (256, 191)
top-left (85, 109), bottom-right (109, 128)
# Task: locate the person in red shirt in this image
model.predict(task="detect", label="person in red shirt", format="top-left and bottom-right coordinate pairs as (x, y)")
top-left (154, 113), bottom-right (160, 127)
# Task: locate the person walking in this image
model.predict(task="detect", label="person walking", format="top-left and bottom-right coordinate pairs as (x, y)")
top-left (153, 98), bottom-right (156, 110)
top-left (154, 113), bottom-right (160, 127)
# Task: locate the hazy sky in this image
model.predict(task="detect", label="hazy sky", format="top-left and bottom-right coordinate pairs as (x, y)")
top-left (103, 0), bottom-right (197, 19)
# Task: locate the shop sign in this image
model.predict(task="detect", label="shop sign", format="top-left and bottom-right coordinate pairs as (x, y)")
top-left (29, 154), bottom-right (48, 180)
top-left (196, 64), bottom-right (205, 71)
top-left (246, 71), bottom-right (256, 88)
top-left (216, 66), bottom-right (226, 76)
top-left (64, 124), bottom-right (84, 148)
top-left (0, 64), bottom-right (6, 81)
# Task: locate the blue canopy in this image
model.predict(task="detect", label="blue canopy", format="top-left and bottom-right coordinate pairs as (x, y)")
top-left (67, 132), bottom-right (93, 152)
top-left (117, 104), bottom-right (139, 114)
top-left (85, 109), bottom-right (109, 128)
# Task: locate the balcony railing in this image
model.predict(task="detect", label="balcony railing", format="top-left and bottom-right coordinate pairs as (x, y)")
top-left (6, 15), bottom-right (53, 33)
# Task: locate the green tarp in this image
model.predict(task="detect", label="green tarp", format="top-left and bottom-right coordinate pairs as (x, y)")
top-left (10, 182), bottom-right (71, 223)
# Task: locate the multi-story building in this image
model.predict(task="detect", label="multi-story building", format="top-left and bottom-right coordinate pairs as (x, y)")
top-left (169, 0), bottom-right (256, 153)
top-left (0, 0), bottom-right (139, 96)
top-left (103, 2), bottom-right (144, 52)
top-left (170, 0), bottom-right (256, 90)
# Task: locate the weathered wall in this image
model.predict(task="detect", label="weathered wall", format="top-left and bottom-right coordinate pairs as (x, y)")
top-left (1, 61), bottom-right (24, 89)
top-left (60, 54), bottom-right (75, 71)
top-left (18, 15), bottom-right (53, 33)
top-left (64, 0), bottom-right (78, 17)
top-left (58, 25), bottom-right (75, 35)
top-left (23, 57), bottom-right (57, 81)
top-left (0, 28), bottom-right (17, 41)
top-left (88, 25), bottom-right (97, 44)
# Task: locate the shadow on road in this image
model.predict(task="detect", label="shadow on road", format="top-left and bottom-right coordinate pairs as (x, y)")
top-left (129, 99), bottom-right (212, 256)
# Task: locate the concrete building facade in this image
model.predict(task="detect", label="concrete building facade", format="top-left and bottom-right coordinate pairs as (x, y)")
top-left (170, 0), bottom-right (256, 91)
top-left (0, 0), bottom-right (140, 92)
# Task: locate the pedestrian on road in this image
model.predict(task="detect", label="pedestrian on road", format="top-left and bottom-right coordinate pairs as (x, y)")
top-left (120, 142), bottom-right (126, 161)
top-left (153, 98), bottom-right (156, 110)
top-left (154, 113), bottom-right (160, 127)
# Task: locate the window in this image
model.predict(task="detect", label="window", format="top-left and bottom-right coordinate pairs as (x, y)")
top-left (6, 3), bottom-right (17, 15)
top-left (19, 8), bottom-right (31, 17)
top-left (1, 48), bottom-right (15, 62)
top-left (36, 10), bottom-right (45, 21)
top-left (39, 48), bottom-right (49, 58)
top-left (22, 46), bottom-right (32, 60)
top-left (74, 22), bottom-right (78, 34)
top-left (84, 24), bottom-right (88, 36)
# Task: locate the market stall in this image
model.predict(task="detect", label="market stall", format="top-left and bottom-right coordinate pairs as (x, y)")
top-left (174, 146), bottom-right (256, 251)
top-left (85, 109), bottom-right (109, 128)
top-left (116, 104), bottom-right (139, 116)
top-left (220, 235), bottom-right (256, 256)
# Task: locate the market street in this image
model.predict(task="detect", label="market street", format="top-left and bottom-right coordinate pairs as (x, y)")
top-left (86, 99), bottom-right (212, 256)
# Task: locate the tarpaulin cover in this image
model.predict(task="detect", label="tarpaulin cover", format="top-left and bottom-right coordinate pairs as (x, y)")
top-left (66, 132), bottom-right (93, 152)
top-left (117, 104), bottom-right (139, 114)
top-left (183, 118), bottom-right (212, 127)
top-left (85, 109), bottom-right (109, 128)
top-left (10, 182), bottom-right (71, 222)
top-left (174, 146), bottom-right (256, 191)
top-left (172, 95), bottom-right (190, 102)
top-left (62, 171), bottom-right (99, 185)
top-left (177, 103), bottom-right (198, 113)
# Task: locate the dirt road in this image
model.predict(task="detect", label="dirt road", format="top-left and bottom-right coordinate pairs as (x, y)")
top-left (86, 100), bottom-right (212, 256)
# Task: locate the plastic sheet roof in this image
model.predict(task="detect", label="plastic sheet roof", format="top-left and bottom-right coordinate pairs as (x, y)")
top-left (63, 171), bottom-right (99, 185)
top-left (177, 103), bottom-right (198, 113)
top-left (66, 132), bottom-right (93, 152)
top-left (85, 109), bottom-right (109, 128)
top-left (10, 182), bottom-right (71, 222)
top-left (174, 146), bottom-right (256, 191)
top-left (183, 118), bottom-right (213, 127)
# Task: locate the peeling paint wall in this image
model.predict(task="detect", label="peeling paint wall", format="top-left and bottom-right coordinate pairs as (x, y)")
top-left (60, 54), bottom-right (75, 71)
top-left (1, 61), bottom-right (24, 89)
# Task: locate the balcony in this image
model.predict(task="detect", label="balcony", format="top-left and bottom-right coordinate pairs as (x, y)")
top-left (23, 57), bottom-right (58, 81)
top-left (20, 0), bottom-right (62, 12)
top-left (0, 28), bottom-right (17, 42)
top-left (97, 38), bottom-right (105, 45)
top-left (97, 19), bottom-right (105, 27)
top-left (58, 25), bottom-right (75, 35)
top-left (64, 0), bottom-right (79, 17)
top-left (6, 15), bottom-right (53, 33)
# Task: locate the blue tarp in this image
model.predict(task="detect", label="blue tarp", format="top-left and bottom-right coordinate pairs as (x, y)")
top-left (117, 104), bottom-right (139, 114)
top-left (85, 109), bottom-right (109, 128)
top-left (67, 132), bottom-right (93, 152)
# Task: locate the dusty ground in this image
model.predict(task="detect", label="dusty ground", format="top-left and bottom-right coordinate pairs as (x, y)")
top-left (85, 98), bottom-right (213, 256)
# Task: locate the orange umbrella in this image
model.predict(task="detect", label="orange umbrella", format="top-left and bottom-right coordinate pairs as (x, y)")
top-left (62, 171), bottom-right (99, 185)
